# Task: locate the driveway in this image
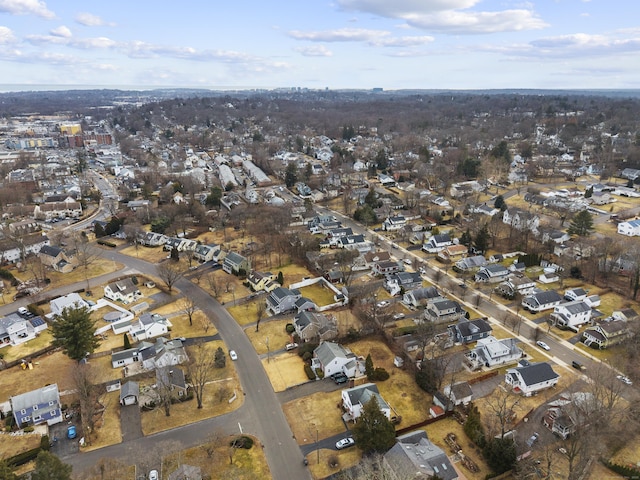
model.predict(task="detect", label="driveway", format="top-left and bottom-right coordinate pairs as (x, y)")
top-left (49, 421), bottom-right (81, 457)
top-left (120, 404), bottom-right (143, 442)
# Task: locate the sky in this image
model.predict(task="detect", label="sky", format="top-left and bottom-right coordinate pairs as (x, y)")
top-left (0, 0), bottom-right (639, 91)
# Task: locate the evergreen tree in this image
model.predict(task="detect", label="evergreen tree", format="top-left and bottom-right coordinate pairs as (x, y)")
top-left (206, 186), bottom-right (222, 207)
top-left (277, 271), bottom-right (284, 285)
top-left (463, 403), bottom-right (485, 447)
top-left (567, 210), bottom-right (594, 237)
top-left (51, 306), bottom-right (100, 362)
top-left (285, 162), bottom-right (298, 188)
top-left (483, 437), bottom-right (517, 474)
top-left (214, 346), bottom-right (226, 368)
top-left (351, 396), bottom-right (396, 453)
top-left (31, 451), bottom-right (72, 480)
top-left (170, 247), bottom-right (180, 261)
top-left (493, 194), bottom-right (506, 210)
top-left (473, 224), bottom-right (490, 254)
top-left (123, 334), bottom-right (131, 350)
top-left (0, 459), bottom-right (18, 480)
top-left (459, 229), bottom-right (472, 247)
top-left (375, 149), bottom-right (388, 171)
top-left (93, 222), bottom-right (106, 238)
top-left (364, 187), bottom-right (378, 208)
top-left (365, 353), bottom-right (374, 379)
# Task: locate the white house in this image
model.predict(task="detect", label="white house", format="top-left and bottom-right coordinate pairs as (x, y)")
top-left (311, 341), bottom-right (357, 378)
top-left (503, 207), bottom-right (540, 234)
top-left (49, 292), bottom-right (89, 317)
top-left (506, 361), bottom-right (559, 396)
top-left (0, 314), bottom-right (47, 348)
top-left (522, 291), bottom-right (563, 313)
top-left (551, 301), bottom-right (592, 331)
top-left (382, 215), bottom-right (407, 231)
top-left (617, 219), bottom-right (640, 237)
top-left (129, 313), bottom-right (172, 342)
top-left (422, 234), bottom-right (453, 253)
top-left (474, 264), bottom-right (510, 283)
top-left (341, 383), bottom-right (391, 422)
top-left (465, 336), bottom-right (522, 369)
top-left (104, 278), bottom-right (141, 304)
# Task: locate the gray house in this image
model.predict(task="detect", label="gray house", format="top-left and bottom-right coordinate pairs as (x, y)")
top-left (119, 381), bottom-right (140, 406)
top-left (222, 251), bottom-right (251, 275)
top-left (384, 430), bottom-right (458, 480)
top-left (10, 384), bottom-right (62, 427)
top-left (266, 287), bottom-right (301, 315)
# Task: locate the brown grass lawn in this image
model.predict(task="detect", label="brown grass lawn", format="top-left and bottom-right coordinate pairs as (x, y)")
top-left (284, 390), bottom-right (347, 443)
top-left (299, 283), bottom-right (337, 308)
top-left (261, 353), bottom-right (309, 392)
top-left (89, 354), bottom-right (123, 385)
top-left (94, 329), bottom-right (126, 354)
top-left (278, 263), bottom-right (317, 286)
top-left (45, 257), bottom-right (122, 289)
top-left (199, 270), bottom-right (249, 304)
top-left (227, 299), bottom-right (269, 326)
top-left (245, 319), bottom-right (291, 355)
top-left (164, 434), bottom-right (271, 480)
top-left (150, 300), bottom-right (184, 316)
top-left (0, 432), bottom-right (41, 459)
top-left (611, 433), bottom-right (640, 470)
top-left (141, 340), bottom-right (242, 435)
top-left (348, 338), bottom-right (432, 427)
top-left (424, 419), bottom-right (489, 480)
top-left (307, 447), bottom-right (361, 480)
top-left (84, 391), bottom-right (122, 450)
top-left (1, 330), bottom-right (53, 363)
top-left (119, 245), bottom-right (166, 263)
top-left (332, 309), bottom-right (362, 335)
top-left (169, 310), bottom-right (218, 338)
top-left (575, 342), bottom-right (620, 363)
top-left (0, 350), bottom-right (76, 403)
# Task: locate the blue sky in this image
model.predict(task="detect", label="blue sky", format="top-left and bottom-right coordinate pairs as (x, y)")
top-left (0, 0), bottom-right (638, 90)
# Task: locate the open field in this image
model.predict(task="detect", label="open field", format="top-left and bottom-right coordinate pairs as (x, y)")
top-left (119, 245), bottom-right (166, 263)
top-left (0, 350), bottom-right (76, 403)
top-left (168, 310), bottom-right (218, 338)
top-left (45, 257), bottom-right (123, 290)
top-left (245, 319), bottom-right (291, 355)
top-left (261, 353), bottom-right (309, 392)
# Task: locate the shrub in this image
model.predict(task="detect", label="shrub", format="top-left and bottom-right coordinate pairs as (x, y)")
top-left (602, 459), bottom-right (640, 478)
top-left (230, 435), bottom-right (254, 449)
top-left (23, 426), bottom-right (34, 433)
top-left (285, 323), bottom-right (295, 334)
top-left (40, 435), bottom-right (51, 451)
top-left (302, 351), bottom-right (312, 363)
top-left (304, 365), bottom-right (316, 380)
top-left (6, 446), bottom-right (41, 467)
top-left (315, 368), bottom-right (324, 379)
top-left (370, 368), bottom-right (390, 381)
top-left (97, 239), bottom-right (116, 248)
top-left (328, 454), bottom-right (340, 469)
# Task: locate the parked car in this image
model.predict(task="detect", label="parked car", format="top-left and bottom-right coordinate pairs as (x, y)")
top-left (526, 432), bottom-right (539, 448)
top-left (285, 343), bottom-right (299, 351)
top-left (392, 312), bottom-right (405, 320)
top-left (67, 425), bottom-right (77, 439)
top-left (332, 373), bottom-right (348, 384)
top-left (536, 341), bottom-right (550, 351)
top-left (229, 350), bottom-right (238, 361)
top-left (572, 361), bottom-right (585, 370)
top-left (617, 375), bottom-right (633, 385)
top-left (149, 470), bottom-right (159, 480)
top-left (336, 437), bottom-right (355, 450)
top-left (376, 300), bottom-right (390, 308)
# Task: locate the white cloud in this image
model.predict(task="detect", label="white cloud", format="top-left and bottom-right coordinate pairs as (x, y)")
top-left (50, 25), bottom-right (72, 38)
top-left (371, 35), bottom-right (433, 47)
top-left (75, 12), bottom-right (112, 27)
top-left (0, 0), bottom-right (54, 19)
top-left (0, 25), bottom-right (16, 43)
top-left (289, 28), bottom-right (388, 43)
top-left (336, 0), bottom-right (547, 34)
top-left (295, 45), bottom-right (333, 57)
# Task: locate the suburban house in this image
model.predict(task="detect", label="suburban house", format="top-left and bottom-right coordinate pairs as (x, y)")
top-left (522, 290), bottom-right (564, 313)
top-left (10, 384), bottom-right (62, 427)
top-left (402, 286), bottom-right (441, 308)
top-left (543, 392), bottom-right (594, 439)
top-left (167, 465), bottom-right (203, 480)
top-left (129, 313), bottom-right (171, 342)
top-left (222, 251), bottom-right (251, 275)
top-left (156, 366), bottom-right (188, 399)
top-left (454, 255), bottom-right (488, 272)
top-left (336, 234), bottom-right (372, 252)
top-left (247, 271), bottom-right (278, 292)
top-left (564, 288), bottom-right (588, 302)
top-left (424, 298), bottom-right (466, 324)
top-left (582, 321), bottom-right (630, 349)
top-left (193, 243), bottom-right (220, 263)
top-left (503, 207), bottom-right (540, 234)
top-left (474, 264), bottom-right (510, 283)
top-left (0, 233), bottom-right (50, 264)
top-left (470, 203), bottom-right (499, 216)
top-left (138, 232), bottom-right (167, 247)
top-left (326, 227), bottom-right (353, 244)
top-left (294, 296), bottom-right (317, 313)
top-left (266, 287), bottom-right (302, 315)
top-left (293, 311), bottom-right (338, 343)
top-left (163, 237), bottom-right (193, 252)
top-left (465, 336), bottom-right (522, 370)
top-left (384, 271), bottom-right (422, 296)
top-left (363, 251), bottom-right (391, 269)
top-left (541, 229), bottom-right (571, 245)
top-left (37, 245), bottom-right (75, 273)
top-left (437, 244), bottom-right (468, 263)
top-left (312, 341), bottom-right (358, 378)
top-left (119, 381), bottom-right (140, 406)
top-left (422, 234), bottom-right (453, 253)
top-left (341, 383), bottom-right (391, 422)
top-left (383, 430), bottom-right (458, 480)
top-left (506, 361), bottom-right (560, 396)
top-left (111, 347), bottom-right (142, 368)
top-left (371, 260), bottom-right (403, 277)
top-left (49, 292), bottom-right (89, 317)
top-left (104, 278), bottom-right (141, 304)
top-left (382, 215), bottom-right (407, 231)
top-left (617, 219), bottom-right (640, 237)
top-left (442, 382), bottom-right (474, 406)
top-left (550, 301), bottom-right (592, 331)
top-left (612, 308), bottom-right (639, 322)
top-left (448, 318), bottom-right (492, 345)
top-left (497, 275), bottom-right (537, 297)
top-left (308, 214), bottom-right (341, 233)
top-left (140, 338), bottom-right (188, 371)
top-left (0, 314), bottom-right (47, 348)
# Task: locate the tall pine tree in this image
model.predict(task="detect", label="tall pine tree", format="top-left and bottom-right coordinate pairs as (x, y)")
top-left (51, 306), bottom-right (100, 362)
top-left (351, 396), bottom-right (396, 453)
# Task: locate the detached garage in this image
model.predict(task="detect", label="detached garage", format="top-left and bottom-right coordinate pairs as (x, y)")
top-left (119, 381), bottom-right (139, 406)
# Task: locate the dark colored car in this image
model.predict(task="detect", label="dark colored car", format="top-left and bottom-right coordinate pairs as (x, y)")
top-left (572, 361), bottom-right (585, 370)
top-left (332, 373), bottom-right (348, 384)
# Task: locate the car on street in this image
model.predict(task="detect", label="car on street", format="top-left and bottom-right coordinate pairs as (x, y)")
top-left (391, 243), bottom-right (399, 249)
top-left (617, 375), bottom-right (633, 385)
top-left (536, 341), bottom-right (550, 351)
top-left (376, 300), bottom-right (390, 308)
top-left (149, 470), bottom-right (159, 480)
top-left (332, 373), bottom-right (348, 384)
top-left (335, 437), bottom-right (355, 450)
top-left (572, 361), bottom-right (585, 370)
top-left (229, 350), bottom-right (238, 361)
top-left (392, 312), bottom-right (405, 320)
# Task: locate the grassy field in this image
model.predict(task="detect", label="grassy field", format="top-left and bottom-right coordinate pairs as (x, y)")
top-left (245, 319), bottom-right (291, 355)
top-left (284, 389), bottom-right (347, 443)
top-left (227, 299), bottom-right (268, 326)
top-left (262, 353), bottom-right (310, 392)
top-left (299, 283), bottom-right (337, 307)
top-left (0, 432), bottom-right (41, 459)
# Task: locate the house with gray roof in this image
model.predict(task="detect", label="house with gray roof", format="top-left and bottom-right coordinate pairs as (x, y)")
top-left (266, 287), bottom-right (301, 315)
top-left (222, 251), bottom-right (251, 275)
top-left (294, 311), bottom-right (337, 343)
top-left (156, 366), bottom-right (188, 399)
top-left (424, 298), bottom-right (466, 324)
top-left (465, 335), bottom-right (522, 370)
top-left (475, 264), bottom-right (510, 283)
top-left (550, 301), bottom-right (592, 331)
top-left (10, 384), bottom-right (62, 427)
top-left (0, 313), bottom-right (47, 347)
top-left (384, 430), bottom-right (458, 480)
top-left (341, 383), bottom-right (391, 422)
top-left (522, 290), bottom-right (563, 313)
top-left (506, 361), bottom-right (559, 396)
top-left (384, 271), bottom-right (422, 296)
top-left (454, 255), bottom-right (488, 272)
top-left (402, 286), bottom-right (441, 308)
top-left (312, 341), bottom-right (357, 378)
top-left (194, 243), bottom-right (220, 263)
top-left (448, 318), bottom-right (492, 345)
top-left (129, 313), bottom-right (171, 342)
top-left (49, 292), bottom-right (89, 317)
top-left (38, 244), bottom-right (75, 273)
top-left (119, 381), bottom-right (139, 406)
top-left (104, 277), bottom-right (141, 304)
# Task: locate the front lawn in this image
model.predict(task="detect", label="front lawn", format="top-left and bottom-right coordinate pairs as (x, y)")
top-left (245, 319), bottom-right (291, 355)
top-left (261, 353), bottom-right (309, 392)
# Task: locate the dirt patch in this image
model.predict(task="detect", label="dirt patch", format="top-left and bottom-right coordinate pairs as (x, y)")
top-left (245, 319), bottom-right (291, 355)
top-left (261, 353), bottom-right (309, 392)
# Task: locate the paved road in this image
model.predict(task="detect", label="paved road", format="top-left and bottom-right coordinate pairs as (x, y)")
top-left (60, 250), bottom-right (311, 480)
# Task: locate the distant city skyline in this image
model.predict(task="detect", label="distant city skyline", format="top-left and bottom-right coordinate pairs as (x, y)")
top-left (0, 0), bottom-right (638, 91)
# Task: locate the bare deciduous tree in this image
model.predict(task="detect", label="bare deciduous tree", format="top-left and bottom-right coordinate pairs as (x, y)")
top-left (157, 262), bottom-right (183, 293)
top-left (186, 342), bottom-right (217, 409)
top-left (180, 295), bottom-right (197, 326)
